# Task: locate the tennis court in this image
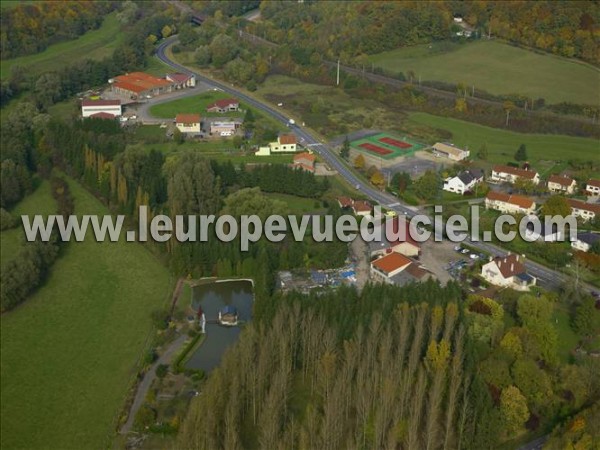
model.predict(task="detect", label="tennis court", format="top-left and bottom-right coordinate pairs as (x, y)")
top-left (350, 132), bottom-right (425, 160)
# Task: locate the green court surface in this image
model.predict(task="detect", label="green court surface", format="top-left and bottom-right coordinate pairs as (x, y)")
top-left (350, 132), bottom-right (425, 160)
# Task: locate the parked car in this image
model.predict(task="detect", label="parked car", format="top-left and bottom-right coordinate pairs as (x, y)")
top-left (461, 248), bottom-right (470, 254)
top-left (470, 254), bottom-right (479, 260)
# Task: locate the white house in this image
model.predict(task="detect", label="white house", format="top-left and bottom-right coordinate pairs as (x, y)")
top-left (175, 114), bottom-right (201, 133)
top-left (481, 254), bottom-right (536, 291)
top-left (210, 121), bottom-right (238, 136)
top-left (81, 99), bottom-right (122, 118)
top-left (547, 175), bottom-right (576, 194)
top-left (485, 191), bottom-right (536, 215)
top-left (166, 73), bottom-right (196, 89)
top-left (432, 142), bottom-right (470, 161)
top-left (256, 134), bottom-right (298, 156)
top-left (206, 98), bottom-right (240, 113)
top-left (567, 198), bottom-right (600, 222)
top-left (443, 169), bottom-right (484, 195)
top-left (585, 179), bottom-right (600, 197)
top-left (571, 232), bottom-right (600, 252)
top-left (490, 165), bottom-right (540, 185)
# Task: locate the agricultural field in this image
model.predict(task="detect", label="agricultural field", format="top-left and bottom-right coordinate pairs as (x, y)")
top-left (0, 178), bottom-right (173, 450)
top-left (0, 13), bottom-right (124, 78)
top-left (0, 180), bottom-right (56, 268)
top-left (368, 40), bottom-right (599, 105)
top-left (407, 112), bottom-right (600, 166)
top-left (149, 91), bottom-right (245, 119)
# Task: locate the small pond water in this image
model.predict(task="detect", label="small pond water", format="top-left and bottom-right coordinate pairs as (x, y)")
top-left (185, 279), bottom-right (253, 372)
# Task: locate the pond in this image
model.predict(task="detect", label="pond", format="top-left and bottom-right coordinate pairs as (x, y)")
top-left (185, 279), bottom-right (253, 372)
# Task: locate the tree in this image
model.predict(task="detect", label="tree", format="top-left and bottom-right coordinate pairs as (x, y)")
top-left (161, 25), bottom-right (173, 39)
top-left (340, 136), bottom-right (350, 160)
top-left (477, 143), bottom-right (488, 160)
top-left (209, 34), bottom-right (238, 68)
top-left (391, 172), bottom-right (411, 193)
top-left (354, 154), bottom-right (365, 170)
top-left (414, 170), bottom-right (439, 201)
top-left (156, 364), bottom-right (169, 379)
top-left (514, 144), bottom-right (528, 161)
top-left (173, 127), bottom-right (185, 144)
top-left (455, 98), bottom-right (467, 112)
top-left (541, 195), bottom-right (571, 217)
top-left (500, 386), bottom-right (529, 435)
top-left (573, 297), bottom-right (599, 336)
top-left (371, 170), bottom-right (385, 189)
top-left (194, 45), bottom-right (212, 66)
top-left (503, 101), bottom-right (515, 126)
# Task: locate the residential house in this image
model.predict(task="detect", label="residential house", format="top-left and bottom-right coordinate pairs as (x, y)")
top-left (547, 175), bottom-right (576, 194)
top-left (352, 200), bottom-right (372, 217)
top-left (571, 232), bottom-right (600, 252)
top-left (443, 169), bottom-right (484, 195)
top-left (175, 114), bottom-right (201, 134)
top-left (567, 198), bottom-right (600, 222)
top-left (481, 254), bottom-right (536, 291)
top-left (586, 179), bottom-right (600, 197)
top-left (206, 98), bottom-right (240, 113)
top-left (524, 221), bottom-right (564, 242)
top-left (256, 134), bottom-right (298, 156)
top-left (111, 72), bottom-right (175, 99)
top-left (166, 73), bottom-right (196, 89)
top-left (293, 152), bottom-right (316, 172)
top-left (81, 99), bottom-right (122, 118)
top-left (432, 142), bottom-right (470, 161)
top-left (490, 165), bottom-right (540, 185)
top-left (210, 121), bottom-right (238, 136)
top-left (337, 197), bottom-right (354, 209)
top-left (485, 191), bottom-right (536, 215)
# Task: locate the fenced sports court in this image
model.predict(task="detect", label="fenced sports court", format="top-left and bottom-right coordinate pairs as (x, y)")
top-left (350, 132), bottom-right (425, 160)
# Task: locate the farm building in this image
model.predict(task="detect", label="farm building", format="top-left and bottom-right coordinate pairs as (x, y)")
top-left (432, 142), bottom-right (470, 161)
top-left (293, 152), bottom-right (316, 172)
top-left (443, 169), bottom-right (484, 195)
top-left (210, 121), bottom-right (238, 136)
top-left (547, 174), bottom-right (576, 194)
top-left (81, 99), bottom-right (122, 118)
top-left (256, 134), bottom-right (298, 156)
top-left (481, 254), bottom-right (536, 291)
top-left (586, 179), bottom-right (600, 196)
top-left (111, 72), bottom-right (175, 99)
top-left (485, 191), bottom-right (536, 215)
top-left (490, 165), bottom-right (540, 185)
top-left (206, 98), bottom-right (240, 113)
top-left (175, 114), bottom-right (201, 134)
top-left (166, 73), bottom-right (196, 88)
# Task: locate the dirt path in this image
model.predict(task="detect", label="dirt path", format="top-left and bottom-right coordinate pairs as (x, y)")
top-left (350, 236), bottom-right (370, 290)
top-left (120, 333), bottom-right (189, 435)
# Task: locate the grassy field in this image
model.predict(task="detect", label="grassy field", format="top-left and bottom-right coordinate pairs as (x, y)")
top-left (0, 180), bottom-right (56, 268)
top-left (266, 193), bottom-right (326, 214)
top-left (407, 112), bottom-right (599, 166)
top-left (0, 13), bottom-right (124, 78)
top-left (368, 40), bottom-right (599, 105)
top-left (1, 178), bottom-right (173, 450)
top-left (149, 91), bottom-right (245, 119)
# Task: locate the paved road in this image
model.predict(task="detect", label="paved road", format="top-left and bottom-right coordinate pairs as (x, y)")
top-left (155, 37), bottom-right (595, 293)
top-left (120, 333), bottom-right (189, 434)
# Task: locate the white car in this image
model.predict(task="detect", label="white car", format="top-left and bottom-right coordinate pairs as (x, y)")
top-left (461, 249), bottom-right (470, 254)
top-left (470, 254), bottom-right (479, 260)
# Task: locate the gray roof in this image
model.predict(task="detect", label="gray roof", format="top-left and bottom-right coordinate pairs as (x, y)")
top-left (456, 169), bottom-right (484, 185)
top-left (576, 232), bottom-right (600, 245)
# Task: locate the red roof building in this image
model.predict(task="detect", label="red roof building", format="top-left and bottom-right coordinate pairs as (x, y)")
top-left (293, 152), bottom-right (316, 172)
top-left (88, 112), bottom-right (116, 119)
top-left (112, 72), bottom-right (175, 98)
top-left (206, 98), bottom-right (240, 113)
top-left (371, 252), bottom-right (412, 278)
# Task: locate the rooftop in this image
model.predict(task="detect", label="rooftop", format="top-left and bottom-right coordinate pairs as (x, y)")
top-left (548, 174), bottom-right (575, 187)
top-left (113, 72), bottom-right (172, 93)
top-left (587, 179), bottom-right (600, 188)
top-left (167, 73), bottom-right (193, 83)
top-left (568, 198), bottom-right (600, 214)
top-left (492, 253), bottom-right (526, 278)
top-left (81, 99), bottom-right (121, 107)
top-left (207, 98), bottom-right (239, 109)
top-left (576, 232), bottom-right (600, 245)
top-left (293, 152), bottom-right (316, 162)
top-left (372, 252), bottom-right (412, 274)
top-left (493, 164), bottom-right (538, 180)
top-left (176, 113), bottom-right (201, 124)
top-left (433, 142), bottom-right (468, 157)
top-left (486, 191), bottom-right (535, 209)
top-left (278, 134), bottom-right (297, 145)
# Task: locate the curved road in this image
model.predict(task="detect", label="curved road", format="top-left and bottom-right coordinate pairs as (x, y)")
top-left (155, 37), bottom-right (593, 292)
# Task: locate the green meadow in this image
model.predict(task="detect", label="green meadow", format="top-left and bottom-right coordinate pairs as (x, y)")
top-left (1, 178), bottom-right (173, 450)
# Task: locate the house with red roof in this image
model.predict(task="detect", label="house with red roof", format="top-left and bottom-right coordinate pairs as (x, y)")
top-left (206, 98), bottom-right (240, 113)
top-left (370, 252), bottom-right (432, 285)
top-left (81, 99), bottom-right (122, 118)
top-left (293, 152), bottom-right (316, 172)
top-left (481, 253), bottom-right (536, 291)
top-left (485, 191), bottom-right (536, 215)
top-left (175, 114), bottom-right (201, 133)
top-left (585, 179), bottom-right (600, 197)
top-left (490, 165), bottom-right (540, 185)
top-left (547, 174), bottom-right (576, 194)
top-left (111, 72), bottom-right (175, 99)
top-left (567, 198), bottom-right (600, 222)
top-left (166, 73), bottom-right (196, 88)
top-left (256, 134), bottom-right (298, 156)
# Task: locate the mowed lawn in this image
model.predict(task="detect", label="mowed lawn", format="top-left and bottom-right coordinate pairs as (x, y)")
top-left (408, 112), bottom-right (599, 165)
top-left (369, 40), bottom-right (599, 105)
top-left (0, 12), bottom-right (123, 78)
top-left (1, 178), bottom-right (173, 450)
top-left (149, 91), bottom-right (245, 119)
top-left (0, 180), bottom-right (56, 268)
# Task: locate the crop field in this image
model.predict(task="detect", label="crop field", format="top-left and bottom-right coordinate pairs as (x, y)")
top-left (407, 112), bottom-right (600, 167)
top-left (369, 40), bottom-right (599, 105)
top-left (0, 13), bottom-right (124, 78)
top-left (1, 178), bottom-right (173, 450)
top-left (350, 132), bottom-right (425, 160)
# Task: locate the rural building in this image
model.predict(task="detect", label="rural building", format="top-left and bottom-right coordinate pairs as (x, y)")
top-left (352, 200), bottom-right (372, 217)
top-left (443, 169), bottom-right (484, 195)
top-left (567, 198), bottom-right (600, 222)
top-left (166, 73), bottom-right (196, 88)
top-left (432, 142), bottom-right (470, 161)
top-left (175, 114), bottom-right (201, 134)
top-left (586, 179), bottom-right (600, 196)
top-left (490, 165), bottom-right (540, 185)
top-left (371, 252), bottom-right (412, 282)
top-left (547, 175), bottom-right (576, 194)
top-left (369, 218), bottom-right (421, 258)
top-left (81, 99), bottom-right (122, 118)
top-left (337, 197), bottom-right (354, 209)
top-left (481, 254), bottom-right (536, 291)
top-left (256, 134), bottom-right (298, 156)
top-left (485, 191), bottom-right (536, 215)
top-left (210, 121), bottom-right (238, 136)
top-left (111, 72), bottom-right (175, 99)
top-left (293, 152), bottom-right (316, 172)
top-left (206, 98), bottom-right (240, 113)
top-left (571, 232), bottom-right (600, 252)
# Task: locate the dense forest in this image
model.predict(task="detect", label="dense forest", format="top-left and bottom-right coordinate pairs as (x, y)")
top-left (0, 1), bottom-right (115, 59)
top-left (253, 1), bottom-right (599, 64)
